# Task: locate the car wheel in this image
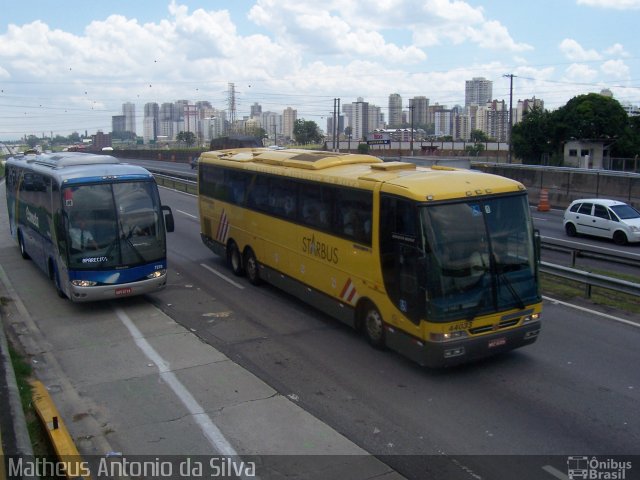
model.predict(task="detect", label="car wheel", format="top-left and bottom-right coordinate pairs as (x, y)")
top-left (613, 231), bottom-right (628, 246)
top-left (565, 223), bottom-right (577, 237)
top-left (244, 248), bottom-right (261, 286)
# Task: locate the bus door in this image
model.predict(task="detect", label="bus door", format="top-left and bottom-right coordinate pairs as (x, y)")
top-left (379, 195), bottom-right (425, 324)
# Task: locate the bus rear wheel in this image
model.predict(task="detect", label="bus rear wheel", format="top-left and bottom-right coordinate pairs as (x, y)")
top-left (362, 302), bottom-right (385, 349)
top-left (244, 248), bottom-right (261, 286)
top-left (227, 242), bottom-right (244, 276)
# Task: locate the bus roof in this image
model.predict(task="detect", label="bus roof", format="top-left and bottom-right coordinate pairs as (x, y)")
top-left (199, 148), bottom-right (526, 202)
top-left (6, 151), bottom-right (154, 183)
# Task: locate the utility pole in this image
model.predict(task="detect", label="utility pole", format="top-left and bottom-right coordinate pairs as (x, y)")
top-left (503, 74), bottom-right (516, 164)
top-left (408, 104), bottom-right (415, 156)
top-left (336, 98), bottom-right (340, 152)
top-left (331, 98), bottom-right (338, 152)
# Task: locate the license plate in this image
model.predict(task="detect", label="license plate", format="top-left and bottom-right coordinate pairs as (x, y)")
top-left (115, 287), bottom-right (132, 296)
top-left (488, 337), bottom-right (507, 348)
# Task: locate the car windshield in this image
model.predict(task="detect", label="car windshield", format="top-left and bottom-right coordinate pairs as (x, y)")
top-left (610, 204), bottom-right (640, 220)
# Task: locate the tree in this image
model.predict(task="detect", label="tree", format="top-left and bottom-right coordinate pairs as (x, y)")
top-left (511, 107), bottom-right (555, 164)
top-left (470, 130), bottom-right (489, 143)
top-left (465, 143), bottom-right (485, 157)
top-left (293, 119), bottom-right (322, 144)
top-left (176, 131), bottom-right (196, 147)
top-left (553, 93), bottom-right (628, 141)
top-left (357, 143), bottom-right (370, 154)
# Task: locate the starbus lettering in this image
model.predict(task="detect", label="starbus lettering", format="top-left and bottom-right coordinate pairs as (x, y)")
top-left (25, 206), bottom-right (39, 229)
top-left (302, 234), bottom-right (339, 264)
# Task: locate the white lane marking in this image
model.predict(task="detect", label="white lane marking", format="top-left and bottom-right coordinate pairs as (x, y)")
top-left (542, 465), bottom-right (569, 480)
top-left (177, 209), bottom-right (198, 219)
top-left (532, 216), bottom-right (549, 221)
top-left (201, 263), bottom-right (245, 290)
top-left (113, 307), bottom-right (238, 456)
top-left (543, 295), bottom-right (640, 328)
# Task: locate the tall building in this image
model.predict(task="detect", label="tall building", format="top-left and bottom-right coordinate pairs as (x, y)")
top-left (282, 107), bottom-right (297, 141)
top-left (250, 102), bottom-right (262, 118)
top-left (409, 96), bottom-right (429, 127)
top-left (122, 102), bottom-right (136, 134)
top-left (111, 115), bottom-right (126, 135)
top-left (388, 93), bottom-right (403, 128)
top-left (515, 97), bottom-right (544, 124)
top-left (143, 102), bottom-right (159, 144)
top-left (465, 77), bottom-right (493, 107)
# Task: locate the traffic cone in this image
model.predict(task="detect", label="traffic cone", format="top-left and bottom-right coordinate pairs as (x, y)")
top-left (537, 188), bottom-right (550, 212)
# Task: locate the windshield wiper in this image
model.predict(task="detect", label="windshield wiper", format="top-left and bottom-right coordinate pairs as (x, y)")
top-left (496, 268), bottom-right (525, 309)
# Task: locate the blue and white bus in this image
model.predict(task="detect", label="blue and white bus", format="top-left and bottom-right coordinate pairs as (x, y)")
top-left (5, 151), bottom-right (175, 301)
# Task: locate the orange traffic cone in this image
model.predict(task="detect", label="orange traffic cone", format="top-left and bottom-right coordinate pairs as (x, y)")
top-left (537, 188), bottom-right (550, 212)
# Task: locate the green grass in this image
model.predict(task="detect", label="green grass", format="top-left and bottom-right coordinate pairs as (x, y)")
top-left (541, 270), bottom-right (640, 315)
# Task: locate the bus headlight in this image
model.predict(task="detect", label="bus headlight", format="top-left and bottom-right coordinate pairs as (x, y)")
top-left (71, 280), bottom-right (97, 287)
top-left (522, 313), bottom-right (540, 324)
top-left (430, 330), bottom-right (469, 342)
top-left (147, 269), bottom-right (166, 279)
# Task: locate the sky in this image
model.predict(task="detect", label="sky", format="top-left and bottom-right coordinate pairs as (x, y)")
top-left (0, 0), bottom-right (639, 140)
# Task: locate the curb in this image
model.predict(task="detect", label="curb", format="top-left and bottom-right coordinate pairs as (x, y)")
top-left (30, 380), bottom-right (92, 480)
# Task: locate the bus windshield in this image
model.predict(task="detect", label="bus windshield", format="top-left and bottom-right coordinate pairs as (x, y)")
top-left (420, 195), bottom-right (538, 322)
top-left (63, 181), bottom-right (166, 269)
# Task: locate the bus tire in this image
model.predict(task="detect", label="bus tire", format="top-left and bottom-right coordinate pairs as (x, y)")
top-left (244, 248), bottom-right (261, 286)
top-left (227, 241), bottom-right (244, 276)
top-left (361, 301), bottom-right (386, 349)
top-left (18, 231), bottom-right (30, 260)
top-left (49, 261), bottom-right (66, 299)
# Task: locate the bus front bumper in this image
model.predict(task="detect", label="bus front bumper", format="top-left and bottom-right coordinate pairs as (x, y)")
top-left (68, 275), bottom-right (168, 302)
top-left (386, 321), bottom-right (542, 368)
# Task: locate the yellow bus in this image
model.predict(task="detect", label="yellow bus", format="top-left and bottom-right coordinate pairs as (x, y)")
top-left (197, 148), bottom-right (542, 367)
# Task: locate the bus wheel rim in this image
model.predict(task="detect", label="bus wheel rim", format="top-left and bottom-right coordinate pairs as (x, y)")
top-left (366, 310), bottom-right (383, 341)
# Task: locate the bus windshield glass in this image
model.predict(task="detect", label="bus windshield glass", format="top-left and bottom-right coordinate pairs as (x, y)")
top-left (420, 195), bottom-right (538, 322)
top-left (63, 181), bottom-right (165, 269)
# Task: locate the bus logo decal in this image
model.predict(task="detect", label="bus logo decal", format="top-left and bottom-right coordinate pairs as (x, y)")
top-left (216, 210), bottom-right (230, 244)
top-left (340, 278), bottom-right (360, 305)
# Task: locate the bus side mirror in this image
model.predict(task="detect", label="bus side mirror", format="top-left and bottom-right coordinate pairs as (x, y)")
top-left (162, 205), bottom-right (175, 233)
top-left (534, 228), bottom-right (541, 262)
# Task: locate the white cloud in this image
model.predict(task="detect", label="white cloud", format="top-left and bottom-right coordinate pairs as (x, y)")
top-left (600, 59), bottom-right (630, 78)
top-left (576, 0), bottom-right (640, 9)
top-left (563, 63), bottom-right (598, 82)
top-left (604, 43), bottom-right (629, 57)
top-left (559, 39), bottom-right (602, 61)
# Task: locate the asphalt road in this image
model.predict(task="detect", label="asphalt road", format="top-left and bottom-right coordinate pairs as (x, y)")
top-left (148, 185), bottom-right (640, 480)
top-left (6, 156), bottom-right (635, 479)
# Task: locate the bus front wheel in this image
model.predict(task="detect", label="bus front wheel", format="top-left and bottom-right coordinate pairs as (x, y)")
top-left (244, 248), bottom-right (261, 286)
top-left (18, 232), bottom-right (30, 260)
top-left (362, 302), bottom-right (386, 349)
top-left (227, 242), bottom-right (244, 276)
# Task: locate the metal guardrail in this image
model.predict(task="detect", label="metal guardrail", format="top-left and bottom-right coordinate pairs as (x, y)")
top-left (541, 237), bottom-right (640, 269)
top-left (540, 261), bottom-right (640, 298)
top-left (153, 171), bottom-right (197, 194)
top-left (152, 172), bottom-right (639, 299)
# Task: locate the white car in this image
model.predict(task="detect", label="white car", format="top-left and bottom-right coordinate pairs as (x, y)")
top-left (563, 199), bottom-right (640, 245)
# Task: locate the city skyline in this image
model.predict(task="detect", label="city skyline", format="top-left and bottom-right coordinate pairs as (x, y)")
top-left (1, 0), bottom-right (639, 141)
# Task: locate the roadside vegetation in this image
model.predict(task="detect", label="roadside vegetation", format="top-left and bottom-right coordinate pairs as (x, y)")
top-left (7, 342), bottom-right (61, 479)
